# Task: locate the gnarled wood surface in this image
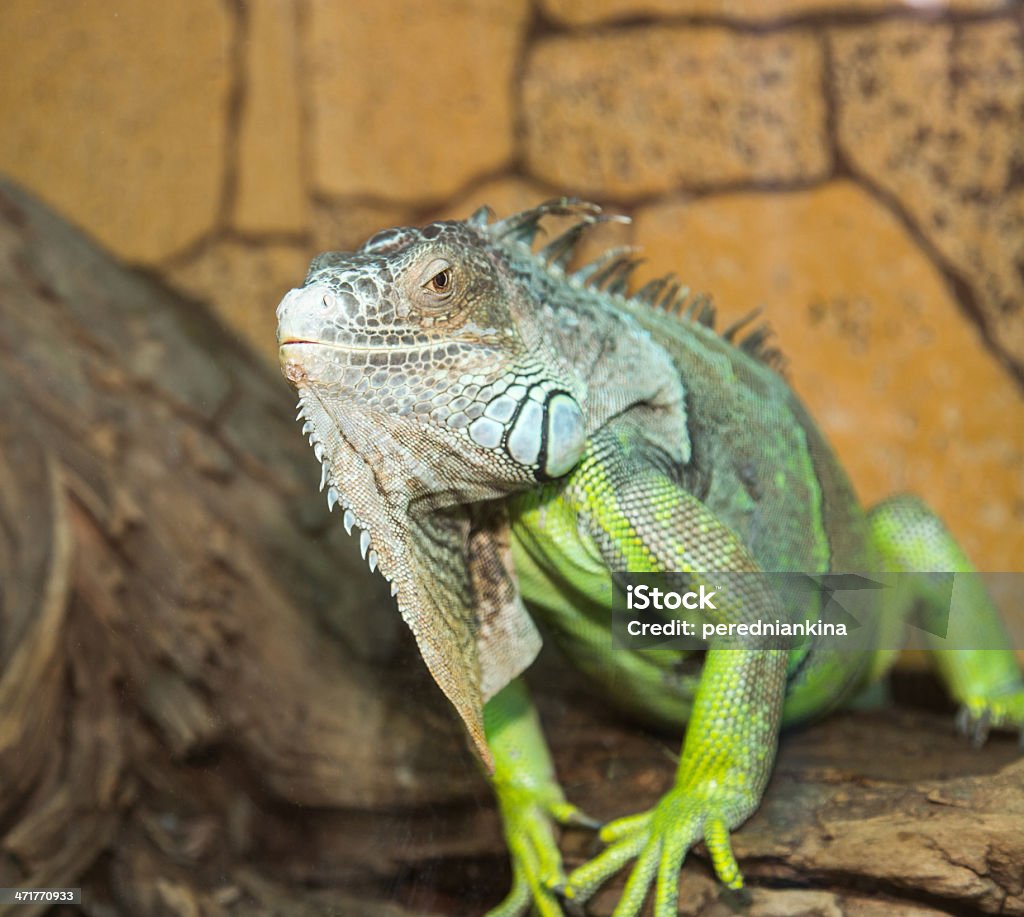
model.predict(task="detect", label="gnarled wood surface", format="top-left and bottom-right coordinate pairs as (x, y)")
top-left (0, 180), bottom-right (1020, 917)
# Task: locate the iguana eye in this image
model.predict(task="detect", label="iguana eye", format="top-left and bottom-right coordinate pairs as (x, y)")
top-left (420, 259), bottom-right (455, 299)
top-left (428, 269), bottom-right (451, 294)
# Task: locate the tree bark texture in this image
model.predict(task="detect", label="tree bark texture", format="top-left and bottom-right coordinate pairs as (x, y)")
top-left (0, 180), bottom-right (1020, 917)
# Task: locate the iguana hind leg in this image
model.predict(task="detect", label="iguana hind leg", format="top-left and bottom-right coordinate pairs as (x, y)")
top-left (868, 494), bottom-right (1024, 744)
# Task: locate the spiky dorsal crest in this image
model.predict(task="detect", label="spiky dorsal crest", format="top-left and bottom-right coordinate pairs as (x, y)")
top-left (481, 198), bottom-right (785, 372)
top-left (489, 197), bottom-right (601, 246)
top-left (572, 245), bottom-right (642, 289)
top-left (468, 204), bottom-right (495, 227)
top-left (538, 213), bottom-right (629, 271)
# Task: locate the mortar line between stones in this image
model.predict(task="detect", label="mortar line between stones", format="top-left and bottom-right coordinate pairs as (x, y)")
top-left (293, 0), bottom-right (316, 235)
top-left (305, 162), bottom-right (522, 224)
top-left (504, 1), bottom-right (549, 180)
top-left (308, 172), bottom-right (846, 223)
top-left (819, 29), bottom-right (841, 180)
top-left (219, 0), bottom-right (248, 234)
top-left (852, 166), bottom-right (1024, 392)
top-left (550, 6), bottom-right (1018, 40)
top-left (221, 228), bottom-right (310, 247)
top-left (154, 230), bottom-right (221, 272)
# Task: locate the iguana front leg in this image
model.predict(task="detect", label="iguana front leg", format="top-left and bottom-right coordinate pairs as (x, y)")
top-left (561, 442), bottom-right (789, 916)
top-left (484, 678), bottom-right (595, 917)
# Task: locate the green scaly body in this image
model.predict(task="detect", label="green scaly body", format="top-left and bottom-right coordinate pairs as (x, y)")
top-left (276, 199), bottom-right (1024, 917)
top-left (506, 297), bottom-right (876, 733)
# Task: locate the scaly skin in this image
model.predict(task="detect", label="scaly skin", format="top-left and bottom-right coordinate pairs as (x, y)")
top-left (275, 200), bottom-right (1023, 916)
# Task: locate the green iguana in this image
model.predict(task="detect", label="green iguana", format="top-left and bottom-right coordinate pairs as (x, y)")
top-left (275, 199), bottom-right (1024, 917)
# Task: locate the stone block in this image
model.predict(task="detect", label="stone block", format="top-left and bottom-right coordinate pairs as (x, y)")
top-left (523, 27), bottom-right (828, 196)
top-left (0, 1), bottom-right (231, 263)
top-left (307, 0), bottom-right (528, 202)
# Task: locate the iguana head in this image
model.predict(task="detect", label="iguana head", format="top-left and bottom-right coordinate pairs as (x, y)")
top-left (275, 201), bottom-right (609, 765)
top-left (277, 210), bottom-right (589, 523)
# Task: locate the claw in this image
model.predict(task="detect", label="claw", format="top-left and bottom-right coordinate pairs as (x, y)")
top-left (719, 884), bottom-right (753, 909)
top-left (564, 810), bottom-right (604, 832)
top-left (958, 703), bottom-right (993, 748)
top-left (970, 708), bottom-right (992, 748)
top-left (548, 801), bottom-right (603, 831)
top-left (955, 705), bottom-right (970, 737)
top-left (552, 888), bottom-right (587, 917)
top-left (956, 685), bottom-right (1024, 749)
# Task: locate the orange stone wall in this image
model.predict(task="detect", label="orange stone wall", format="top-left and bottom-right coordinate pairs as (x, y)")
top-left (1, 1), bottom-right (1021, 593)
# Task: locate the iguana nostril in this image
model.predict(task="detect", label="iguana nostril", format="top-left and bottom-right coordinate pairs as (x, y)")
top-left (322, 293), bottom-right (335, 310)
top-left (275, 287), bottom-right (299, 320)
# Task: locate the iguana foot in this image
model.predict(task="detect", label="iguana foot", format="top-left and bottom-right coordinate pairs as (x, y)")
top-left (956, 681), bottom-right (1024, 747)
top-left (563, 785), bottom-right (748, 917)
top-left (486, 782), bottom-right (597, 917)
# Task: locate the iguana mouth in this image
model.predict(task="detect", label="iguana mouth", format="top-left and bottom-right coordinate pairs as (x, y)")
top-left (280, 339), bottom-right (440, 355)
